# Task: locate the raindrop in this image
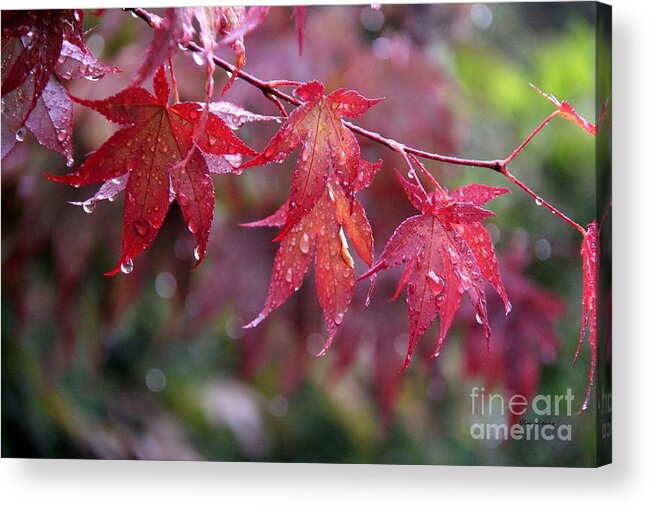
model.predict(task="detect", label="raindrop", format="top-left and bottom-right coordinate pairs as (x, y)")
top-left (475, 313), bottom-right (484, 325)
top-left (192, 52), bottom-right (205, 66)
top-left (84, 75), bottom-right (100, 81)
top-left (15, 127), bottom-right (26, 142)
top-left (334, 312), bottom-right (344, 325)
top-left (285, 268), bottom-right (293, 282)
top-left (121, 258), bottom-right (134, 274)
top-left (535, 197), bottom-right (543, 206)
top-left (193, 246), bottom-right (201, 261)
top-left (426, 270), bottom-right (444, 293)
top-left (505, 301), bottom-right (513, 314)
top-left (299, 232), bottom-right (310, 254)
top-left (56, 129), bottom-right (67, 142)
top-left (130, 10), bottom-right (139, 18)
top-left (82, 201), bottom-right (96, 214)
top-left (1, 99), bottom-right (5, 113)
top-left (133, 219), bottom-right (150, 237)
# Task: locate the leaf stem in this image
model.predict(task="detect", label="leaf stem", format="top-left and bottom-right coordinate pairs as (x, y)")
top-left (168, 56), bottom-right (180, 103)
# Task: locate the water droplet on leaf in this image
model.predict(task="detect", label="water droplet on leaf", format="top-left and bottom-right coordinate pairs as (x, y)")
top-left (121, 259), bottom-right (134, 274)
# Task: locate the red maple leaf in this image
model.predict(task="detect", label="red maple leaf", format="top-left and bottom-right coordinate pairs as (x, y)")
top-left (243, 159), bottom-right (380, 352)
top-left (1, 10), bottom-right (118, 161)
top-left (47, 66), bottom-right (256, 275)
top-left (575, 220), bottom-right (599, 410)
top-left (530, 84), bottom-right (597, 136)
top-left (462, 240), bottom-right (565, 425)
top-left (240, 80), bottom-right (383, 241)
top-left (360, 171), bottom-right (511, 370)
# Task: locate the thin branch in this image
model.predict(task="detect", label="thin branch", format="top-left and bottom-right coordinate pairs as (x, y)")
top-left (126, 7), bottom-right (501, 172)
top-left (503, 110), bottom-right (559, 165)
top-left (499, 165), bottom-right (586, 236)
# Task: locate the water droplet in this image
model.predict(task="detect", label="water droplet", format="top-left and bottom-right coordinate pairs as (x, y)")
top-left (193, 246), bottom-right (201, 261)
top-left (535, 197), bottom-right (543, 206)
top-left (15, 127), bottom-right (26, 142)
top-left (66, 156), bottom-right (74, 168)
top-left (133, 219), bottom-right (150, 237)
top-left (56, 129), bottom-right (67, 142)
top-left (82, 202), bottom-right (96, 214)
top-left (334, 312), bottom-right (344, 325)
top-left (0, 99), bottom-right (5, 113)
top-left (299, 232), bottom-right (310, 254)
top-left (505, 301), bottom-right (513, 314)
top-left (84, 75), bottom-right (100, 81)
top-left (192, 52), bottom-right (205, 66)
top-left (189, 108), bottom-right (199, 120)
top-left (426, 270), bottom-right (444, 294)
top-left (121, 259), bottom-right (134, 274)
top-left (475, 313), bottom-right (484, 324)
top-left (285, 268), bottom-right (293, 283)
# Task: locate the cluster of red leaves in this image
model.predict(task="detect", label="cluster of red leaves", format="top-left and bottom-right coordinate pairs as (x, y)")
top-left (461, 241), bottom-right (565, 425)
top-left (1, 9), bottom-right (118, 163)
top-left (47, 66), bottom-right (261, 275)
top-left (3, 8), bottom-right (605, 414)
top-left (133, 6), bottom-right (307, 95)
top-left (241, 81), bottom-right (382, 350)
top-left (360, 174), bottom-right (511, 370)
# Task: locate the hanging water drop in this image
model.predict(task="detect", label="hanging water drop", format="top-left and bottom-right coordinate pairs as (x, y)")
top-left (192, 52), bottom-right (205, 66)
top-left (193, 246), bottom-right (201, 261)
top-left (535, 197), bottom-right (543, 206)
top-left (56, 129), bottom-right (67, 142)
top-left (475, 313), bottom-right (484, 325)
top-left (299, 232), bottom-right (310, 254)
top-left (15, 127), bottom-right (26, 142)
top-left (121, 259), bottom-right (134, 274)
top-left (334, 312), bottom-right (344, 325)
top-left (82, 201), bottom-right (96, 214)
top-left (285, 268), bottom-right (293, 283)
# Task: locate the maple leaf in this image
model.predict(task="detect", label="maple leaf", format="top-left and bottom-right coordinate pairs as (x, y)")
top-left (1, 10), bottom-right (118, 161)
top-left (47, 66), bottom-right (256, 275)
top-left (462, 240), bottom-right (565, 425)
top-left (575, 220), bottom-right (599, 410)
top-left (360, 171), bottom-right (511, 370)
top-left (243, 160), bottom-right (380, 352)
top-left (530, 84), bottom-right (597, 136)
top-left (240, 80), bottom-right (383, 241)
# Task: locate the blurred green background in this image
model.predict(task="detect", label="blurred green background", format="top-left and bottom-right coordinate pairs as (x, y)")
top-left (2, 3), bottom-right (603, 465)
